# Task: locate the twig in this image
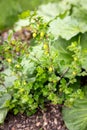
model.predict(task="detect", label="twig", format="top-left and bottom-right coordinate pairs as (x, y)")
top-left (60, 67), bottom-right (70, 80)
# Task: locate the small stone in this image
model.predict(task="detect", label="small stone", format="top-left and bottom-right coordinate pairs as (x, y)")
top-left (11, 127), bottom-right (15, 130)
top-left (36, 122), bottom-right (41, 126)
top-left (54, 118), bottom-right (57, 125)
top-left (17, 124), bottom-right (21, 128)
top-left (43, 121), bottom-right (47, 126)
top-left (22, 125), bottom-right (25, 128)
top-left (25, 128), bottom-right (30, 130)
top-left (58, 125), bottom-right (62, 130)
top-left (26, 119), bottom-right (29, 124)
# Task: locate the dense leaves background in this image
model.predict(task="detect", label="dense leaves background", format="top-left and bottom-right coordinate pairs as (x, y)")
top-left (0, 1), bottom-right (87, 130)
top-left (0, 0), bottom-right (58, 30)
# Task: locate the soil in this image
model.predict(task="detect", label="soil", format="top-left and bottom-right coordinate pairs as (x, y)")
top-left (0, 28), bottom-right (32, 44)
top-left (0, 104), bottom-right (68, 130)
top-left (0, 29), bottom-right (68, 130)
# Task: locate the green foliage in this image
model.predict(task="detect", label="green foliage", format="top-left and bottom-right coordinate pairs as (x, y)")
top-left (63, 98), bottom-right (87, 130)
top-left (0, 0), bottom-right (58, 30)
top-left (0, 67), bottom-right (16, 123)
top-left (37, 1), bottom-right (70, 22)
top-left (0, 1), bottom-right (87, 128)
top-left (0, 93), bottom-right (11, 124)
top-left (37, 1), bottom-right (87, 40)
top-left (7, 41), bottom-right (84, 115)
top-left (49, 16), bottom-right (82, 40)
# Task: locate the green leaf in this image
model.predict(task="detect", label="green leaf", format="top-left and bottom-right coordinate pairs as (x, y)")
top-left (3, 68), bottom-right (17, 87)
top-left (37, 1), bottom-right (70, 22)
top-left (53, 38), bottom-right (73, 74)
top-left (14, 18), bottom-right (30, 31)
top-left (68, 0), bottom-right (87, 10)
top-left (0, 93), bottom-right (11, 124)
top-left (0, 108), bottom-right (8, 124)
top-left (63, 98), bottom-right (87, 130)
top-left (21, 44), bottom-right (43, 74)
top-left (0, 85), bottom-right (6, 92)
top-left (49, 16), bottom-right (87, 40)
top-left (80, 33), bottom-right (87, 71)
top-left (0, 93), bottom-right (11, 109)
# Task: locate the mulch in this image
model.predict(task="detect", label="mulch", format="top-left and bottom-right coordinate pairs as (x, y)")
top-left (0, 28), bottom-right (32, 44)
top-left (0, 29), bottom-right (68, 130)
top-left (0, 104), bottom-right (68, 130)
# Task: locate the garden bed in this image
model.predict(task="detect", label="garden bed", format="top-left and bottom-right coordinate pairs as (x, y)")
top-left (0, 104), bottom-right (68, 130)
top-left (0, 1), bottom-right (87, 130)
top-left (0, 29), bottom-right (68, 130)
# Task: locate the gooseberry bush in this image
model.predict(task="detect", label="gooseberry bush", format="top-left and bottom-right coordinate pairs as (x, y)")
top-left (0, 1), bottom-right (87, 129)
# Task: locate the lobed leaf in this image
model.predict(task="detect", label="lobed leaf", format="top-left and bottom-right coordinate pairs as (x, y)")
top-left (0, 94), bottom-right (11, 124)
top-left (63, 98), bottom-right (87, 130)
top-left (37, 1), bottom-right (71, 22)
top-left (49, 16), bottom-right (87, 40)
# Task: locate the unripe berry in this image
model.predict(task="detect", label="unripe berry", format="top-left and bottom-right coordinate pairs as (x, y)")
top-left (15, 64), bottom-right (20, 68)
top-left (40, 31), bottom-right (45, 38)
top-left (43, 43), bottom-right (48, 50)
top-left (33, 33), bottom-right (37, 38)
top-left (49, 67), bottom-right (53, 72)
top-left (74, 57), bottom-right (78, 61)
top-left (6, 58), bottom-right (12, 63)
top-left (72, 71), bottom-right (76, 75)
